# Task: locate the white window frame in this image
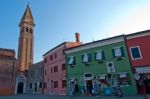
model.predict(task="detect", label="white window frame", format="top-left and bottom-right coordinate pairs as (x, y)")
top-left (84, 73), bottom-right (93, 80)
top-left (68, 56), bottom-right (74, 65)
top-left (82, 53), bottom-right (89, 63)
top-left (95, 50), bottom-right (103, 61)
top-left (113, 46), bottom-right (122, 58)
top-left (130, 46), bottom-right (142, 60)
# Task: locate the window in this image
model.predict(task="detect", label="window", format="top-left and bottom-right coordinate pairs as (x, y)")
top-left (82, 53), bottom-right (91, 64)
top-left (55, 53), bottom-right (57, 59)
top-left (44, 58), bottom-right (47, 63)
top-left (95, 50), bottom-right (105, 62)
top-left (106, 62), bottom-right (115, 73)
top-left (39, 82), bottom-right (42, 88)
top-left (45, 69), bottom-right (46, 75)
top-left (40, 68), bottom-right (43, 76)
top-left (50, 55), bottom-right (53, 61)
top-left (62, 63), bottom-right (66, 71)
top-left (51, 68), bottom-right (53, 73)
top-left (30, 28), bottom-right (33, 33)
top-left (62, 80), bottom-right (66, 88)
top-left (26, 27), bottom-right (29, 32)
top-left (31, 71), bottom-right (34, 77)
top-left (44, 82), bottom-right (47, 88)
top-left (62, 49), bottom-right (65, 55)
top-left (54, 66), bottom-right (58, 72)
top-left (54, 81), bottom-right (58, 88)
top-left (97, 75), bottom-right (107, 85)
top-left (68, 56), bottom-right (75, 65)
top-left (117, 72), bottom-right (131, 86)
top-left (112, 46), bottom-right (125, 59)
top-left (130, 46), bottom-right (142, 60)
top-left (30, 83), bottom-right (32, 89)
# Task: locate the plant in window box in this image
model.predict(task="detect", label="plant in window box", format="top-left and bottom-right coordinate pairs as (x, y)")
top-left (97, 60), bottom-right (104, 63)
top-left (116, 56), bottom-right (123, 60)
top-left (70, 64), bottom-right (74, 68)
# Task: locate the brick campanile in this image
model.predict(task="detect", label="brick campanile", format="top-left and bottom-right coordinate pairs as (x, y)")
top-left (17, 4), bottom-right (35, 74)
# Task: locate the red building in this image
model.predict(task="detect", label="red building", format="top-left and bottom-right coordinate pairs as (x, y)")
top-left (126, 30), bottom-right (150, 94)
top-left (43, 33), bottom-right (81, 95)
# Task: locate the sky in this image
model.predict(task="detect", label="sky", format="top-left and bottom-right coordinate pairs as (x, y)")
top-left (1, 0), bottom-right (150, 63)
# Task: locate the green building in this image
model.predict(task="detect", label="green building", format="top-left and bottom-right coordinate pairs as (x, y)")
top-left (65, 35), bottom-right (137, 96)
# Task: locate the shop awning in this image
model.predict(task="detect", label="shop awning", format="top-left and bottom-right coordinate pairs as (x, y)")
top-left (135, 66), bottom-right (150, 73)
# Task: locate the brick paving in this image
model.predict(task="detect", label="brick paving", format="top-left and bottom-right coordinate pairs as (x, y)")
top-left (0, 94), bottom-right (148, 99)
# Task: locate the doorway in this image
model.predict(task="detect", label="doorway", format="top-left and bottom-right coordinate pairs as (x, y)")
top-left (17, 82), bottom-right (24, 94)
top-left (145, 78), bottom-right (150, 94)
top-left (86, 80), bottom-right (93, 95)
top-left (35, 83), bottom-right (37, 92)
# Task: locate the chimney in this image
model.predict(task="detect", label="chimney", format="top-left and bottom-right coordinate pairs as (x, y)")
top-left (75, 32), bottom-right (80, 42)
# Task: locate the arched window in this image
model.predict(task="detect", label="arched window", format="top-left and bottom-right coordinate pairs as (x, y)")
top-left (26, 27), bottom-right (29, 32)
top-left (30, 28), bottom-right (33, 33)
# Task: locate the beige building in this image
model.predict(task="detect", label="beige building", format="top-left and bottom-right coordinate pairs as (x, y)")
top-left (15, 4), bottom-right (35, 94)
top-left (0, 48), bottom-right (16, 95)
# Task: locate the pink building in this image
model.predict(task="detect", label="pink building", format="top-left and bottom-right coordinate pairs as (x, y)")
top-left (126, 30), bottom-right (150, 94)
top-left (43, 33), bottom-right (81, 95)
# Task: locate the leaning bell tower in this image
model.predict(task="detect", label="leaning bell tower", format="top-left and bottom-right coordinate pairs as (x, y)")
top-left (15, 4), bottom-right (35, 94)
top-left (17, 4), bottom-right (35, 75)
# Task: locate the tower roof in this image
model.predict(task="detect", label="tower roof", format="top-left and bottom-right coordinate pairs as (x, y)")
top-left (19, 4), bottom-right (35, 26)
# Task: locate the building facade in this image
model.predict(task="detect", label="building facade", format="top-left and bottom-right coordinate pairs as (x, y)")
top-left (0, 48), bottom-right (16, 95)
top-left (125, 30), bottom-right (150, 94)
top-left (15, 4), bottom-right (35, 94)
top-left (27, 61), bottom-right (44, 93)
top-left (66, 35), bottom-right (137, 96)
top-left (43, 33), bottom-right (81, 95)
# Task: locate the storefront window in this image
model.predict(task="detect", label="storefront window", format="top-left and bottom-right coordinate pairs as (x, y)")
top-left (117, 73), bottom-right (131, 86)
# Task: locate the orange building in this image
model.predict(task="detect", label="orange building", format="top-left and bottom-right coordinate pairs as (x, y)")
top-left (0, 48), bottom-right (17, 95)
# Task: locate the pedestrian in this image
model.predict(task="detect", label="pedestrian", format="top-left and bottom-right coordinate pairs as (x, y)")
top-left (69, 80), bottom-right (75, 97)
top-left (75, 81), bottom-right (79, 96)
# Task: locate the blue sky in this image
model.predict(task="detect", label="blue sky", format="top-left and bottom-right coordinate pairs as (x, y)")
top-left (1, 0), bottom-right (150, 63)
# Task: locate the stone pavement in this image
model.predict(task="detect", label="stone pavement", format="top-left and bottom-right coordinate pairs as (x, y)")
top-left (0, 94), bottom-right (149, 99)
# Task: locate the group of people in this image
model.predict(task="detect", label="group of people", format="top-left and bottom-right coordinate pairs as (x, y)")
top-left (68, 77), bottom-right (122, 97)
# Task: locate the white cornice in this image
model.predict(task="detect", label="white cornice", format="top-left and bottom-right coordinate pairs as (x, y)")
top-left (66, 36), bottom-right (124, 54)
top-left (126, 31), bottom-right (150, 40)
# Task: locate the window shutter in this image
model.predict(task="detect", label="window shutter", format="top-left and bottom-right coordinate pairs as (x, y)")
top-left (89, 54), bottom-right (91, 62)
top-left (102, 50), bottom-right (105, 60)
top-left (73, 57), bottom-right (76, 65)
top-left (120, 47), bottom-right (125, 57)
top-left (94, 52), bottom-right (97, 61)
top-left (67, 57), bottom-right (70, 65)
top-left (82, 55), bottom-right (84, 63)
top-left (112, 49), bottom-right (115, 58)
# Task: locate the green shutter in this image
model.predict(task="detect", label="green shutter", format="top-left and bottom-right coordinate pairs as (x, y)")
top-left (67, 57), bottom-right (70, 65)
top-left (82, 55), bottom-right (84, 64)
top-left (88, 54), bottom-right (91, 62)
top-left (94, 52), bottom-right (97, 61)
top-left (73, 57), bottom-right (76, 65)
top-left (120, 46), bottom-right (125, 57)
top-left (112, 49), bottom-right (115, 58)
top-left (102, 50), bottom-right (105, 60)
